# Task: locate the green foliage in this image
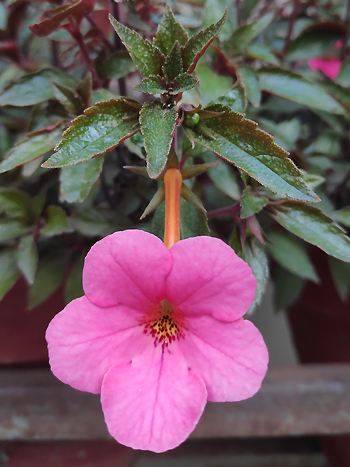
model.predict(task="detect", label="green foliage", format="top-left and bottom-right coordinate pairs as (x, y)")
top-left (1, 1), bottom-right (350, 317)
top-left (41, 205), bottom-right (72, 237)
top-left (0, 127), bottom-right (62, 173)
top-left (0, 250), bottom-right (19, 300)
top-left (140, 102), bottom-right (177, 178)
top-left (0, 68), bottom-right (76, 106)
top-left (271, 204), bottom-right (350, 262)
top-left (17, 235), bottom-right (38, 285)
top-left (259, 68), bottom-right (346, 115)
top-left (224, 12), bottom-right (274, 55)
top-left (155, 8), bottom-right (189, 54)
top-left (43, 99), bottom-right (140, 168)
top-left (59, 158), bottom-right (103, 203)
top-left (187, 105), bottom-right (318, 202)
top-left (109, 15), bottom-right (164, 78)
top-left (267, 231), bottom-right (319, 282)
top-left (182, 11), bottom-right (227, 72)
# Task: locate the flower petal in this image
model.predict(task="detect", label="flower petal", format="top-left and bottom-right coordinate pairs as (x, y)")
top-left (167, 236), bottom-right (256, 321)
top-left (83, 230), bottom-right (171, 308)
top-left (46, 296), bottom-right (148, 393)
top-left (101, 343), bottom-right (207, 452)
top-left (181, 315), bottom-right (268, 402)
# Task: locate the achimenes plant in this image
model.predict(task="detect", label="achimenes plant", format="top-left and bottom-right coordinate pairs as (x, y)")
top-left (44, 8), bottom-right (349, 452)
top-left (1, 3), bottom-right (350, 453)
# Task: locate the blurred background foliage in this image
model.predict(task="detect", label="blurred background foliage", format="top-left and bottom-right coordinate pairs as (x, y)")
top-left (0, 0), bottom-right (350, 314)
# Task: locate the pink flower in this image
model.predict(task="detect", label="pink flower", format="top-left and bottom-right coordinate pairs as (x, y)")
top-left (308, 57), bottom-right (341, 80)
top-left (46, 230), bottom-right (268, 452)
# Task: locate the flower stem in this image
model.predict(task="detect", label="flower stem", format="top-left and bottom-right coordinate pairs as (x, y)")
top-left (164, 168), bottom-right (182, 249)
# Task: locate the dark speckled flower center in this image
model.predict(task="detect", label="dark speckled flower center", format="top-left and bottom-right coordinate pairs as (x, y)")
top-left (144, 300), bottom-right (182, 348)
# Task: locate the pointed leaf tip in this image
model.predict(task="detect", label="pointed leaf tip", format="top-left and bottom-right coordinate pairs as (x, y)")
top-left (182, 10), bottom-right (227, 73)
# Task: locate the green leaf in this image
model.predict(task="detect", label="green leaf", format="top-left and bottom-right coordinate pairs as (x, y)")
top-left (135, 75), bottom-right (164, 94)
top-left (268, 231), bottom-right (319, 282)
top-left (187, 105), bottom-right (318, 202)
top-left (273, 266), bottom-right (304, 310)
top-left (109, 14), bottom-right (164, 77)
top-left (247, 44), bottom-right (278, 65)
top-left (224, 13), bottom-right (273, 55)
top-left (0, 250), bottom-right (19, 300)
top-left (216, 85), bottom-right (247, 113)
top-left (17, 235), bottom-right (38, 285)
top-left (329, 257), bottom-right (350, 302)
top-left (42, 99), bottom-right (140, 168)
top-left (41, 205), bottom-right (72, 237)
top-left (140, 102), bottom-right (177, 178)
top-left (100, 51), bottom-right (135, 80)
top-left (237, 65), bottom-right (261, 107)
top-left (60, 158), bottom-right (103, 203)
top-left (0, 68), bottom-right (76, 107)
top-left (182, 11), bottom-right (227, 73)
top-left (271, 203), bottom-right (350, 262)
top-left (287, 28), bottom-right (340, 61)
top-left (0, 220), bottom-right (28, 243)
top-left (151, 198), bottom-right (209, 239)
top-left (0, 127), bottom-right (62, 173)
top-left (259, 68), bottom-right (346, 115)
top-left (163, 42), bottom-right (183, 80)
top-left (180, 198), bottom-right (210, 238)
top-left (241, 186), bottom-right (268, 218)
top-left (337, 58), bottom-right (350, 87)
top-left (203, 152), bottom-right (240, 199)
top-left (333, 207), bottom-right (350, 228)
top-left (0, 189), bottom-right (32, 220)
top-left (196, 62), bottom-right (233, 105)
top-left (28, 253), bottom-right (68, 309)
top-left (155, 7), bottom-right (188, 54)
top-left (243, 240), bottom-right (269, 312)
top-left (172, 73), bottom-right (198, 93)
top-left (53, 84), bottom-right (82, 115)
top-left (64, 253), bottom-right (84, 302)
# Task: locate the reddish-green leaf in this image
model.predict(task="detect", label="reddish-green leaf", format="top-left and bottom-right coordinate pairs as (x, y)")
top-left (155, 7), bottom-right (189, 54)
top-left (30, 0), bottom-right (93, 37)
top-left (42, 99), bottom-right (140, 168)
top-left (163, 41), bottom-right (183, 80)
top-left (182, 11), bottom-right (227, 73)
top-left (140, 102), bottom-right (177, 178)
top-left (187, 105), bottom-right (318, 202)
top-left (109, 14), bottom-right (164, 77)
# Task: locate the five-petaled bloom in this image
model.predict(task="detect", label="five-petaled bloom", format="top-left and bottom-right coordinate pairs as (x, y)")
top-left (46, 229), bottom-right (268, 452)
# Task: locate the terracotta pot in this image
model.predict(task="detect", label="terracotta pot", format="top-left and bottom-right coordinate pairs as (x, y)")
top-left (0, 280), bottom-right (64, 364)
top-left (288, 248), bottom-right (350, 467)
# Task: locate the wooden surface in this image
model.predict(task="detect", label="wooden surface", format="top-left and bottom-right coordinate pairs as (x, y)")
top-left (1, 365), bottom-right (350, 441)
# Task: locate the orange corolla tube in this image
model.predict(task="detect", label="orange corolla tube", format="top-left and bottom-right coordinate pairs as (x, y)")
top-left (164, 168), bottom-right (182, 249)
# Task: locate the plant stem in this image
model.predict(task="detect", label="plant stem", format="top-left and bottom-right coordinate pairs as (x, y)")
top-left (111, 0), bottom-right (127, 95)
top-left (283, 0), bottom-right (300, 56)
top-left (67, 18), bottom-right (101, 88)
top-left (164, 168), bottom-right (182, 248)
top-left (341, 0), bottom-right (350, 60)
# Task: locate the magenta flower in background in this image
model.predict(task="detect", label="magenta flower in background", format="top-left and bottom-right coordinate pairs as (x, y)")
top-left (308, 57), bottom-right (341, 80)
top-left (46, 230), bottom-right (268, 452)
top-left (308, 39), bottom-right (342, 80)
